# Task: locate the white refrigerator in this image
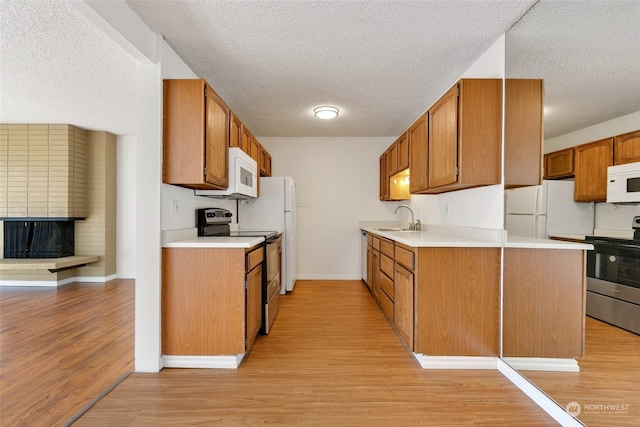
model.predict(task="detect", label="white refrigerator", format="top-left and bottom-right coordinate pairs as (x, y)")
top-left (238, 177), bottom-right (296, 293)
top-left (505, 180), bottom-right (594, 239)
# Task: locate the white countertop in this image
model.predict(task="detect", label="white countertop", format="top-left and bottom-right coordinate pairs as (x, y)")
top-left (505, 235), bottom-right (593, 250)
top-left (361, 224), bottom-right (502, 248)
top-left (361, 222), bottom-right (592, 250)
top-left (548, 233), bottom-right (586, 242)
top-left (162, 228), bottom-right (279, 249)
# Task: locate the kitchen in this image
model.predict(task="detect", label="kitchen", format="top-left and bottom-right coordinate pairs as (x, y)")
top-left (2, 0), bottom-right (640, 425)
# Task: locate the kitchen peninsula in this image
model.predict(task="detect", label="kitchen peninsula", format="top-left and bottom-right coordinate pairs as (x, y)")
top-left (361, 223), bottom-right (592, 371)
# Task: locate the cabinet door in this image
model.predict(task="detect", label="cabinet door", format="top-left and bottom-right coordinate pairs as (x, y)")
top-left (230, 113), bottom-right (242, 149)
top-left (397, 132), bottom-right (409, 171)
top-left (394, 263), bottom-right (414, 350)
top-left (428, 84), bottom-right (459, 188)
top-left (504, 79), bottom-right (543, 187)
top-left (245, 263), bottom-right (263, 350)
top-left (614, 129), bottom-right (640, 165)
top-left (409, 114), bottom-right (428, 193)
top-left (372, 250), bottom-right (380, 302)
top-left (205, 86), bottom-right (229, 188)
top-left (366, 245), bottom-right (373, 291)
top-left (379, 152), bottom-right (390, 200)
top-left (388, 142), bottom-right (398, 176)
top-left (260, 146), bottom-right (272, 176)
top-left (249, 135), bottom-right (260, 164)
top-left (241, 126), bottom-right (251, 154)
top-left (544, 148), bottom-right (574, 179)
top-left (574, 138), bottom-right (613, 202)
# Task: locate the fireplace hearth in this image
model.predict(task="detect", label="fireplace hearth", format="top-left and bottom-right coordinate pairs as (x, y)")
top-left (3, 221), bottom-right (74, 259)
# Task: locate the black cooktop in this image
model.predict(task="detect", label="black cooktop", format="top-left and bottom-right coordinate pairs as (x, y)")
top-left (585, 235), bottom-right (640, 249)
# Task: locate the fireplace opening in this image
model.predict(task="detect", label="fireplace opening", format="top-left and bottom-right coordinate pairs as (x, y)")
top-left (3, 221), bottom-right (75, 259)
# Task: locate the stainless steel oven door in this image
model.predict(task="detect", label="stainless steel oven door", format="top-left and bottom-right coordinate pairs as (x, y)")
top-left (263, 235), bottom-right (282, 334)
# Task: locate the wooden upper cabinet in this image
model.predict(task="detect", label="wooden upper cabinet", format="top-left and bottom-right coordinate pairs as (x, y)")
top-left (504, 79), bottom-right (544, 188)
top-left (425, 79), bottom-right (502, 193)
top-left (397, 132), bottom-right (409, 171)
top-left (230, 113), bottom-right (243, 149)
top-left (241, 126), bottom-right (251, 154)
top-left (260, 146), bottom-right (272, 177)
top-left (249, 134), bottom-right (260, 164)
top-left (205, 86), bottom-right (230, 188)
top-left (544, 147), bottom-right (574, 179)
top-left (388, 141), bottom-right (399, 176)
top-left (409, 114), bottom-right (428, 194)
top-left (163, 79), bottom-right (229, 190)
top-left (574, 138), bottom-right (614, 202)
top-left (428, 84), bottom-right (459, 188)
top-left (380, 151), bottom-right (390, 200)
top-left (614, 129), bottom-right (640, 165)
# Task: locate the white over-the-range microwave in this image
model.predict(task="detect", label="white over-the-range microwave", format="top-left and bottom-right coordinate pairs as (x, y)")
top-left (195, 147), bottom-right (258, 199)
top-left (607, 161), bottom-right (640, 204)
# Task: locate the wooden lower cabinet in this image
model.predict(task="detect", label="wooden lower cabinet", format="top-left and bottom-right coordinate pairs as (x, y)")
top-left (162, 246), bottom-right (262, 357)
top-left (365, 234), bottom-right (500, 357)
top-left (503, 248), bottom-right (586, 358)
top-left (414, 247), bottom-right (500, 356)
top-left (394, 262), bottom-right (414, 349)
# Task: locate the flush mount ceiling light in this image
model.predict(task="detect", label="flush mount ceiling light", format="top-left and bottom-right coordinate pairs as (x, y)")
top-left (314, 106), bottom-right (339, 120)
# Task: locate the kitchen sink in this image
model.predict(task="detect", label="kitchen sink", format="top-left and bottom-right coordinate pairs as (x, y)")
top-left (374, 227), bottom-right (415, 232)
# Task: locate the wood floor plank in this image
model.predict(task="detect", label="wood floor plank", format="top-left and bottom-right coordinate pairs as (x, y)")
top-left (0, 280), bottom-right (134, 426)
top-left (75, 280), bottom-right (556, 426)
top-left (521, 316), bottom-right (640, 426)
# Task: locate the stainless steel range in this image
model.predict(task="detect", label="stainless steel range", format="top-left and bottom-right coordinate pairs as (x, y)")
top-left (585, 216), bottom-right (640, 335)
top-left (196, 208), bottom-right (281, 334)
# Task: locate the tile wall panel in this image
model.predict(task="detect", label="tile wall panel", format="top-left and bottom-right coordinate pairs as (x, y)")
top-left (0, 125), bottom-right (8, 217)
top-left (7, 125), bottom-right (28, 217)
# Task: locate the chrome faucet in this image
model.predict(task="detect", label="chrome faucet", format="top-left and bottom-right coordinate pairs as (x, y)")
top-left (394, 205), bottom-right (421, 230)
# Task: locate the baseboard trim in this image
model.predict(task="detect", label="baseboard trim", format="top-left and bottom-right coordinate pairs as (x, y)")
top-left (414, 355), bottom-right (499, 369)
top-left (502, 357), bottom-right (580, 372)
top-left (295, 275), bottom-right (363, 281)
top-left (0, 274), bottom-right (116, 287)
top-left (161, 354), bottom-right (245, 369)
top-left (497, 359), bottom-right (584, 426)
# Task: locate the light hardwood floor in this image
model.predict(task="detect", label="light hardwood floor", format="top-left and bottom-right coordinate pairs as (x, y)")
top-left (74, 280), bottom-right (556, 426)
top-left (0, 279), bottom-right (134, 426)
top-left (522, 316), bottom-right (640, 426)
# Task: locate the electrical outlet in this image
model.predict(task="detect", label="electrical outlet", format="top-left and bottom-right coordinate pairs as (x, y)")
top-left (170, 200), bottom-right (179, 215)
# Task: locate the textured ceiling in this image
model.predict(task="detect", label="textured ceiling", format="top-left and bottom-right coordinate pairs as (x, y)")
top-left (126, 0), bottom-right (535, 137)
top-left (507, 0), bottom-right (640, 139)
top-left (0, 0), bottom-right (137, 135)
top-left (1, 1), bottom-right (637, 140)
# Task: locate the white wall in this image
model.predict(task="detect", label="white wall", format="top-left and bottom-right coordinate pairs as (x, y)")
top-left (258, 35), bottom-right (507, 279)
top-left (544, 110), bottom-right (640, 153)
top-left (411, 35), bottom-right (506, 230)
top-left (260, 137), bottom-right (396, 279)
top-left (116, 135), bottom-right (136, 279)
top-left (544, 111), bottom-right (640, 232)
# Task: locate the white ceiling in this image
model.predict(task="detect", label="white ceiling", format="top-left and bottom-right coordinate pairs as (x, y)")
top-left (506, 0), bottom-right (640, 138)
top-left (1, 1), bottom-right (638, 140)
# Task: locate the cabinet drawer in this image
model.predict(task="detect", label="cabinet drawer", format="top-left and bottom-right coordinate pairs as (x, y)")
top-left (372, 236), bottom-right (380, 251)
top-left (380, 254), bottom-right (394, 279)
top-left (379, 290), bottom-right (394, 321)
top-left (379, 270), bottom-right (394, 300)
top-left (380, 239), bottom-right (394, 258)
top-left (395, 244), bottom-right (415, 271)
top-left (367, 233), bottom-right (373, 247)
top-left (246, 246), bottom-right (264, 272)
